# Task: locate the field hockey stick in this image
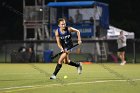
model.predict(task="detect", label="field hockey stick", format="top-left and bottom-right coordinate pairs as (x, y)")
top-left (51, 43), bottom-right (79, 59)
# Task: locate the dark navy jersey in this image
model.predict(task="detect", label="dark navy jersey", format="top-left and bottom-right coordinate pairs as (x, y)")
top-left (57, 27), bottom-right (73, 49)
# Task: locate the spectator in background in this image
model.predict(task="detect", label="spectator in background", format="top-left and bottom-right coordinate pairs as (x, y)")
top-left (17, 46), bottom-right (29, 62)
top-left (75, 10), bottom-right (83, 23)
top-left (93, 5), bottom-right (102, 38)
top-left (89, 17), bottom-right (94, 23)
top-left (117, 31), bottom-right (127, 65)
top-left (18, 46), bottom-right (26, 53)
top-left (93, 5), bottom-right (101, 26)
top-left (68, 16), bottom-right (74, 25)
top-left (27, 44), bottom-right (35, 62)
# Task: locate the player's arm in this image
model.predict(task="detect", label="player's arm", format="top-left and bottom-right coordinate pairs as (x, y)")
top-left (120, 36), bottom-right (126, 43)
top-left (68, 27), bottom-right (82, 45)
top-left (55, 30), bottom-right (63, 51)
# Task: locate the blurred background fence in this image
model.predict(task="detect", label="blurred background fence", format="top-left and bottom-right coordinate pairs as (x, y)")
top-left (0, 39), bottom-right (139, 63)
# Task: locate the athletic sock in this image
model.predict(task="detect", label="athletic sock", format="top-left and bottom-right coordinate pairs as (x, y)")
top-left (53, 64), bottom-right (62, 76)
top-left (68, 61), bottom-right (80, 67)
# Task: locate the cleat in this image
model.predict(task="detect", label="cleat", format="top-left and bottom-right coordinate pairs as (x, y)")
top-left (50, 74), bottom-right (56, 79)
top-left (120, 61), bottom-right (126, 66)
top-left (77, 62), bottom-right (82, 74)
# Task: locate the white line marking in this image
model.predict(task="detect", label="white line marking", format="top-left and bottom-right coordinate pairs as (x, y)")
top-left (0, 73), bottom-right (44, 75)
top-left (0, 78), bottom-right (140, 92)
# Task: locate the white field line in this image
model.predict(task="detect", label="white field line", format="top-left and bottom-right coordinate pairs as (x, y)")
top-left (0, 73), bottom-right (39, 75)
top-left (0, 78), bottom-right (140, 92)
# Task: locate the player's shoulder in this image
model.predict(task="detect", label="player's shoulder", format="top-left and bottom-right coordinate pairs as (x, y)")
top-left (65, 26), bottom-right (70, 30)
top-left (68, 26), bottom-right (75, 31)
top-left (66, 26), bottom-right (72, 31)
top-left (55, 29), bottom-right (59, 35)
top-left (55, 29), bottom-right (58, 32)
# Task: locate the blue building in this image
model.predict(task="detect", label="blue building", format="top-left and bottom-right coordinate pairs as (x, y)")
top-left (47, 1), bottom-right (109, 38)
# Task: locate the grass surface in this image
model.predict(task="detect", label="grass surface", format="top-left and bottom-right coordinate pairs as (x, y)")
top-left (0, 63), bottom-right (140, 93)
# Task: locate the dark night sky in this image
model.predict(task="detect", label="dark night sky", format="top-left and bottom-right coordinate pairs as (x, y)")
top-left (0, 0), bottom-right (140, 40)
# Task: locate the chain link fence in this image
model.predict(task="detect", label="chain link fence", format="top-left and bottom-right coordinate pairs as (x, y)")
top-left (0, 39), bottom-right (139, 63)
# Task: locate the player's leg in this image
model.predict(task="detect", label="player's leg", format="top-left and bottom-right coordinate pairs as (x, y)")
top-left (118, 49), bottom-right (124, 63)
top-left (120, 51), bottom-right (126, 65)
top-left (119, 52), bottom-right (123, 61)
top-left (50, 53), bottom-right (67, 79)
top-left (119, 47), bottom-right (126, 65)
top-left (118, 52), bottom-right (122, 61)
top-left (65, 54), bottom-right (82, 74)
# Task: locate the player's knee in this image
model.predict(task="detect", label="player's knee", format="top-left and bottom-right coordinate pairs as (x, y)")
top-left (63, 59), bottom-right (68, 64)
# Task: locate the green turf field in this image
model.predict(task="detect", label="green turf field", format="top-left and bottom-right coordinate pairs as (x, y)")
top-left (0, 63), bottom-right (140, 93)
